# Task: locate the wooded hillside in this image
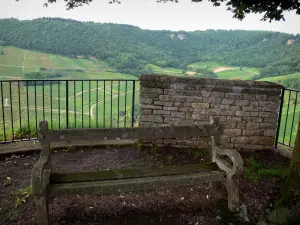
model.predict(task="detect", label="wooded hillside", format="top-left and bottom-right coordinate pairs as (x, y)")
top-left (0, 18), bottom-right (299, 77)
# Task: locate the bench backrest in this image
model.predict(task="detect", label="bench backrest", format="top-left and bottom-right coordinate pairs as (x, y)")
top-left (38, 117), bottom-right (222, 144)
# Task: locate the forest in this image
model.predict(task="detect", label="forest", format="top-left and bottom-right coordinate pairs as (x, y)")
top-left (0, 18), bottom-right (300, 78)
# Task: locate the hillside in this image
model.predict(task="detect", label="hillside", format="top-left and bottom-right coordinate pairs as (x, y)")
top-left (0, 18), bottom-right (300, 78)
top-left (0, 45), bottom-right (137, 80)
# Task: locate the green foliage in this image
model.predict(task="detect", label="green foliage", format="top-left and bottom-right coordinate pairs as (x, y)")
top-left (194, 68), bottom-right (217, 78)
top-left (244, 156), bottom-right (287, 182)
top-left (0, 18), bottom-right (300, 77)
top-left (0, 50), bottom-right (4, 55)
top-left (14, 186), bottom-right (32, 208)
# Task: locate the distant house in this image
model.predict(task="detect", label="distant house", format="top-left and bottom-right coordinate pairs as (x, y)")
top-left (88, 56), bottom-right (97, 61)
top-left (185, 71), bottom-right (197, 76)
top-left (77, 55), bottom-right (84, 59)
top-left (287, 39), bottom-right (295, 46)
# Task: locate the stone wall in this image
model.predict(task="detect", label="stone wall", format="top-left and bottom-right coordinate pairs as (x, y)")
top-left (139, 74), bottom-right (283, 150)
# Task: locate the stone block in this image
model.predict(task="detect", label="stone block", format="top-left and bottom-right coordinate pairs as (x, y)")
top-left (221, 99), bottom-right (235, 105)
top-left (224, 121), bottom-right (237, 128)
top-left (243, 117), bottom-right (263, 122)
top-left (236, 111), bottom-right (250, 117)
top-left (207, 108), bottom-right (222, 116)
top-left (250, 112), bottom-right (259, 117)
top-left (141, 87), bottom-right (163, 95)
top-left (268, 95), bottom-right (280, 101)
top-left (185, 96), bottom-right (203, 102)
top-left (224, 129), bottom-right (242, 136)
top-left (203, 97), bottom-right (222, 104)
top-left (227, 116), bottom-right (242, 122)
top-left (231, 136), bottom-right (250, 144)
top-left (193, 108), bottom-right (207, 114)
top-left (262, 105), bottom-right (279, 112)
top-left (255, 94), bottom-right (267, 101)
top-left (191, 114), bottom-right (209, 121)
top-left (163, 106), bottom-right (178, 111)
top-left (159, 95), bottom-right (172, 101)
top-left (219, 116), bottom-right (227, 122)
top-left (183, 102), bottom-right (191, 107)
top-left (140, 104), bottom-right (162, 110)
top-left (242, 106), bottom-right (260, 112)
top-left (211, 92), bottom-right (225, 98)
top-left (260, 123), bottom-right (277, 129)
top-left (263, 118), bottom-right (277, 123)
top-left (243, 94), bottom-right (256, 100)
top-left (153, 110), bottom-right (170, 115)
top-left (179, 107), bottom-right (193, 112)
top-left (249, 136), bottom-right (275, 145)
top-left (200, 90), bottom-right (212, 97)
top-left (220, 105), bottom-right (230, 110)
top-left (259, 112), bottom-right (278, 118)
top-left (235, 100), bottom-right (250, 106)
top-left (230, 106), bottom-right (241, 111)
top-left (174, 102), bottom-right (183, 107)
top-left (154, 101), bottom-right (173, 107)
top-left (220, 135), bottom-right (231, 143)
top-left (164, 117), bottom-right (183, 125)
top-left (191, 102), bottom-right (210, 109)
top-left (221, 110), bottom-right (236, 116)
top-left (259, 101), bottom-right (278, 106)
top-left (247, 122), bottom-right (260, 130)
top-left (182, 119), bottom-right (195, 126)
top-left (264, 129), bottom-right (277, 136)
top-left (225, 93), bottom-right (243, 99)
top-left (141, 109), bottom-right (152, 115)
top-left (171, 111), bottom-right (186, 118)
top-left (141, 98), bottom-right (153, 104)
top-left (237, 122), bottom-right (247, 129)
top-left (250, 101), bottom-right (259, 108)
top-left (141, 115), bottom-right (163, 123)
top-left (243, 129), bottom-right (264, 136)
top-left (172, 95), bottom-right (187, 102)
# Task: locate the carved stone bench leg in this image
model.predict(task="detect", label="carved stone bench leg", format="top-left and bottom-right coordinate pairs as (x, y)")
top-left (225, 175), bottom-right (239, 212)
top-left (36, 196), bottom-right (49, 225)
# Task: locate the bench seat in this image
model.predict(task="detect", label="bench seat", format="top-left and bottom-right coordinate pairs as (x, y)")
top-left (48, 170), bottom-right (224, 197)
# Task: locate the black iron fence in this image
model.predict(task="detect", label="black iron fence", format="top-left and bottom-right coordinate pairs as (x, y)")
top-left (276, 88), bottom-right (300, 149)
top-left (0, 79), bottom-right (139, 143)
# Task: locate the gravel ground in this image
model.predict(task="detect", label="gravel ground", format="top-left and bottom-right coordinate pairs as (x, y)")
top-left (0, 146), bottom-right (290, 225)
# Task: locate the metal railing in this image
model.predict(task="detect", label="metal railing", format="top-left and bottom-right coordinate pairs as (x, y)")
top-left (0, 79), bottom-right (139, 143)
top-left (276, 88), bottom-right (300, 149)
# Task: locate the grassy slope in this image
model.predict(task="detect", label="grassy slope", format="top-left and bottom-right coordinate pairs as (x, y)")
top-left (0, 45), bottom-right (139, 141)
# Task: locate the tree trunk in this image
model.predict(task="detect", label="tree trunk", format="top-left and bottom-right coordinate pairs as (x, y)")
top-left (259, 120), bottom-right (300, 225)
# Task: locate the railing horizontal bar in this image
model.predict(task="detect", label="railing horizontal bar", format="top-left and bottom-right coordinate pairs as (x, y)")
top-left (0, 79), bottom-right (138, 82)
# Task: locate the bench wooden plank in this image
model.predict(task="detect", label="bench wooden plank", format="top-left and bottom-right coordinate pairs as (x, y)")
top-left (40, 125), bottom-right (222, 143)
top-left (50, 163), bottom-right (219, 184)
top-left (47, 171), bottom-right (224, 197)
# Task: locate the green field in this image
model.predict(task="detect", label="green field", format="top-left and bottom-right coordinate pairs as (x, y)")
top-left (0, 45), bottom-right (140, 141)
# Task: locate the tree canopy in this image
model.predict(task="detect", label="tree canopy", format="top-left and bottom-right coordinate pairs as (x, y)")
top-left (16, 0), bottom-right (300, 21)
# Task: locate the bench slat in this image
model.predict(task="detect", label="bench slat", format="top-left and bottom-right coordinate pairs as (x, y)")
top-left (40, 125), bottom-right (221, 143)
top-left (50, 163), bottom-right (219, 184)
top-left (47, 171), bottom-right (224, 197)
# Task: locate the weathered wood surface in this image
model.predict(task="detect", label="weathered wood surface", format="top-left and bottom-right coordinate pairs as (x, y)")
top-left (48, 171), bottom-right (224, 197)
top-left (39, 124), bottom-right (222, 143)
top-left (50, 163), bottom-right (219, 184)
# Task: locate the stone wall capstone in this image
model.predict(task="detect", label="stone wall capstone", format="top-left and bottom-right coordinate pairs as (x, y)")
top-left (139, 74), bottom-right (283, 150)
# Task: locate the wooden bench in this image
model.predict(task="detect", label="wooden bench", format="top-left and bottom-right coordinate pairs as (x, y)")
top-left (32, 118), bottom-right (243, 225)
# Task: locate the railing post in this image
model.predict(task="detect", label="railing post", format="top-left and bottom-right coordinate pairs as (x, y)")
top-left (66, 81), bottom-right (69, 129)
top-left (131, 81), bottom-right (136, 127)
top-left (275, 87), bottom-right (285, 149)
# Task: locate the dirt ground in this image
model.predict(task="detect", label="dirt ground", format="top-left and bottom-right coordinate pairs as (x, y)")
top-left (0, 146), bottom-right (291, 225)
